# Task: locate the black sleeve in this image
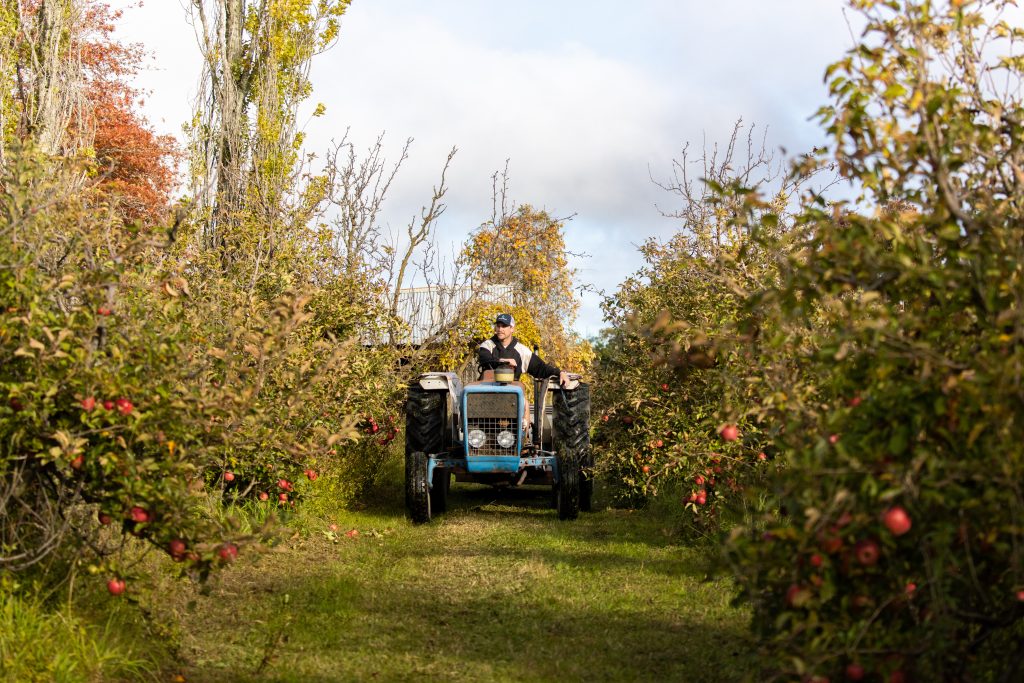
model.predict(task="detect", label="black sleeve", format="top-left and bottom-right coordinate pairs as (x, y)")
top-left (478, 344), bottom-right (501, 373)
top-left (526, 352), bottom-right (561, 379)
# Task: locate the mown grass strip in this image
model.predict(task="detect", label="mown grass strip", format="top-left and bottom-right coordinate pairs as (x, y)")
top-left (135, 484), bottom-right (758, 683)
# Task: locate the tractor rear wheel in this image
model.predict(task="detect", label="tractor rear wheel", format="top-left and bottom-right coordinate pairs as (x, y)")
top-left (556, 450), bottom-right (580, 521)
top-left (406, 386), bottom-right (446, 456)
top-left (430, 467), bottom-right (450, 514)
top-left (553, 383), bottom-right (590, 516)
top-left (406, 450), bottom-right (431, 523)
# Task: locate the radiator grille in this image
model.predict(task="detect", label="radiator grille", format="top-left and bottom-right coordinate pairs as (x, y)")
top-left (466, 393), bottom-right (519, 456)
top-left (466, 393), bottom-right (518, 418)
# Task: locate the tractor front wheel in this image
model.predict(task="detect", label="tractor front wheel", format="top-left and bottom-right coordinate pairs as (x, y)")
top-left (556, 451), bottom-right (580, 521)
top-left (406, 451), bottom-right (431, 524)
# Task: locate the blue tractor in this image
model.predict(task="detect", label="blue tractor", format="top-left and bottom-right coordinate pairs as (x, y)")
top-left (404, 370), bottom-right (592, 522)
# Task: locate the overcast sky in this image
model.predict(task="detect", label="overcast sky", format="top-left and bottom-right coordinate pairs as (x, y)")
top-left (112, 0), bottom-right (860, 336)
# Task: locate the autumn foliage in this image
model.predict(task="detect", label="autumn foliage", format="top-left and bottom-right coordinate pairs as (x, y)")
top-left (79, 2), bottom-right (179, 221)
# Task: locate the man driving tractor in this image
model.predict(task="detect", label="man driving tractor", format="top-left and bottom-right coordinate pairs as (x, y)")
top-left (477, 313), bottom-right (571, 387)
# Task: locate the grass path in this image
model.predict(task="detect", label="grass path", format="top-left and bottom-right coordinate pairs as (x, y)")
top-left (148, 485), bottom-right (757, 682)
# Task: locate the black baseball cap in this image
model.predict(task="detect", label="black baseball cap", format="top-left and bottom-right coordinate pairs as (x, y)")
top-left (495, 313), bottom-right (515, 326)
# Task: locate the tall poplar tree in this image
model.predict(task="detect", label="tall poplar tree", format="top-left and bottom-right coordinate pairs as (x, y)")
top-left (188, 0), bottom-right (350, 266)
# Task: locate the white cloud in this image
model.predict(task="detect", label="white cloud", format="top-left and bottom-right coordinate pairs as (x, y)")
top-left (110, 0), bottom-right (858, 335)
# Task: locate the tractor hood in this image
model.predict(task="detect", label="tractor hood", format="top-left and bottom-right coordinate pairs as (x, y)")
top-left (461, 383), bottom-right (525, 472)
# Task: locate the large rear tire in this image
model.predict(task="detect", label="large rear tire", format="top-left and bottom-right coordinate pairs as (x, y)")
top-left (553, 383), bottom-right (590, 515)
top-left (406, 451), bottom-right (431, 524)
top-left (406, 385), bottom-right (446, 512)
top-left (556, 450), bottom-right (580, 521)
top-left (406, 386), bottom-right (445, 456)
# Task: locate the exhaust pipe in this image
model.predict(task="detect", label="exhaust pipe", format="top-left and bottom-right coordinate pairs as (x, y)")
top-left (534, 375), bottom-right (549, 447)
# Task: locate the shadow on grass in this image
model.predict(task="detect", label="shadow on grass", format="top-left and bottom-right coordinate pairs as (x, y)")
top-left (356, 481), bottom-right (720, 581)
top-left (185, 554), bottom-right (756, 683)
top-left (179, 477), bottom-right (751, 683)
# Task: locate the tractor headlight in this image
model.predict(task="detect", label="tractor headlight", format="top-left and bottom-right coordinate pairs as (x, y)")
top-left (496, 430), bottom-right (516, 448)
top-left (468, 429), bottom-right (487, 448)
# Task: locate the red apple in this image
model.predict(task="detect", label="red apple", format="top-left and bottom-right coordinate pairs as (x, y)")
top-left (695, 490), bottom-right (707, 506)
top-left (218, 543), bottom-right (238, 561)
top-left (829, 433), bottom-right (840, 445)
top-left (70, 455), bottom-right (85, 470)
top-left (851, 594), bottom-right (873, 611)
top-left (757, 452), bottom-right (767, 461)
top-left (641, 465), bottom-right (650, 474)
top-left (695, 474), bottom-right (705, 486)
top-left (223, 471), bottom-right (235, 482)
top-left (345, 529), bottom-right (359, 538)
top-left (329, 523), bottom-right (339, 532)
top-left (905, 582), bottom-right (916, 595)
top-left (821, 534), bottom-right (843, 554)
top-left (882, 506), bottom-right (912, 536)
top-left (81, 396), bottom-right (96, 411)
top-left (720, 424), bottom-right (739, 442)
top-left (601, 414), bottom-right (609, 422)
top-left (168, 539), bottom-right (187, 560)
top-left (115, 397), bottom-right (133, 415)
top-left (855, 539), bottom-right (880, 566)
top-left (785, 583), bottom-right (808, 607)
top-left (277, 479), bottom-right (292, 491)
top-left (97, 307), bottom-right (113, 316)
top-left (97, 511), bottom-right (113, 525)
top-left (810, 554), bottom-right (823, 568)
top-left (304, 469), bottom-right (318, 481)
top-left (106, 578), bottom-right (126, 596)
top-left (845, 663), bottom-right (865, 680)
top-left (653, 439), bottom-right (663, 448)
top-left (258, 491), bottom-right (269, 501)
top-left (278, 493), bottom-right (288, 502)
top-left (129, 506), bottom-right (150, 523)
top-left (847, 396), bottom-right (862, 407)
top-left (660, 383), bottom-right (669, 391)
top-left (102, 399), bottom-right (115, 410)
top-left (1016, 589), bottom-right (1024, 601)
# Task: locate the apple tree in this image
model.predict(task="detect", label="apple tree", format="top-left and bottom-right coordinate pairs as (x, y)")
top-left (591, 123), bottom-right (802, 527)
top-left (0, 145), bottom-right (359, 587)
top-left (721, 1), bottom-right (1024, 679)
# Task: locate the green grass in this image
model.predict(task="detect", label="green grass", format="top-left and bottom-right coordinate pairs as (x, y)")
top-left (0, 586), bottom-right (156, 682)
top-left (137, 482), bottom-right (757, 683)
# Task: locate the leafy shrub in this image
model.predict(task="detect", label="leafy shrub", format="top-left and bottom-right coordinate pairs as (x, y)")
top-left (0, 145), bottom-right (360, 584)
top-left (718, 2), bottom-right (1024, 679)
top-left (592, 125), bottom-right (794, 527)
